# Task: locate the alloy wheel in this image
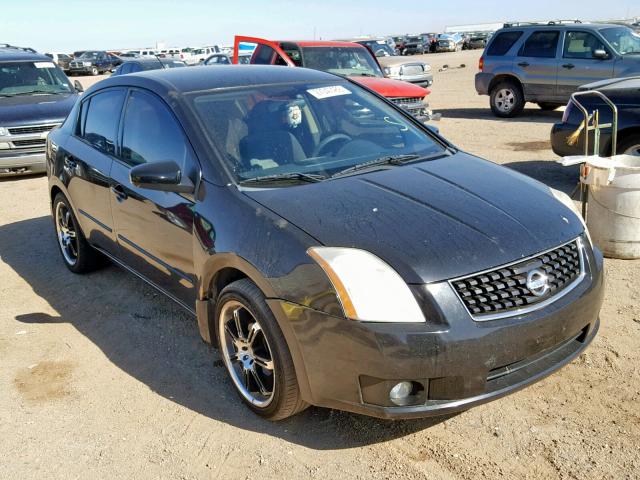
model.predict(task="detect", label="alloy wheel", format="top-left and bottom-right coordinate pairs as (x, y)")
top-left (219, 300), bottom-right (275, 407)
top-left (495, 88), bottom-right (516, 113)
top-left (55, 202), bottom-right (78, 266)
top-left (623, 143), bottom-right (640, 156)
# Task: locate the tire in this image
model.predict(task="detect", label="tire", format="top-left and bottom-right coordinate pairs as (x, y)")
top-left (538, 102), bottom-right (562, 111)
top-left (617, 133), bottom-right (640, 156)
top-left (215, 279), bottom-right (308, 420)
top-left (52, 193), bottom-right (105, 273)
top-left (490, 80), bottom-right (525, 118)
top-left (91, 67), bottom-right (98, 76)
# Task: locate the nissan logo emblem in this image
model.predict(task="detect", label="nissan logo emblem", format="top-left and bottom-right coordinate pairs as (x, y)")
top-left (526, 269), bottom-right (550, 297)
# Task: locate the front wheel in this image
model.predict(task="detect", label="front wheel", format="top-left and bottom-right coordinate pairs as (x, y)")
top-left (490, 81), bottom-right (525, 117)
top-left (216, 279), bottom-right (308, 420)
top-left (91, 67), bottom-right (98, 76)
top-left (53, 193), bottom-right (105, 273)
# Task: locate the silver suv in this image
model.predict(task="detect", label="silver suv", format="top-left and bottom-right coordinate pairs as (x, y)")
top-left (475, 22), bottom-right (640, 117)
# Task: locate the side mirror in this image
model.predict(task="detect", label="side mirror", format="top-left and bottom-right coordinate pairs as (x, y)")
top-left (73, 80), bottom-right (84, 93)
top-left (130, 161), bottom-right (195, 194)
top-left (593, 49), bottom-right (609, 59)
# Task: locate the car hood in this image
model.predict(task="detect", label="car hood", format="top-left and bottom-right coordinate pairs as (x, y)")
top-left (349, 76), bottom-right (429, 98)
top-left (243, 153), bottom-right (584, 284)
top-left (377, 56), bottom-right (428, 68)
top-left (0, 93), bottom-right (78, 126)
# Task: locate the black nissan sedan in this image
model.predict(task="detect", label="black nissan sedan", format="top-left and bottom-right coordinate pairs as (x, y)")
top-left (46, 66), bottom-right (603, 420)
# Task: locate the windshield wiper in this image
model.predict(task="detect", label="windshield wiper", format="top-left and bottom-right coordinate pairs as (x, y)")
top-left (238, 172), bottom-right (326, 185)
top-left (13, 89), bottom-right (67, 96)
top-left (354, 72), bottom-right (378, 77)
top-left (330, 154), bottom-right (420, 179)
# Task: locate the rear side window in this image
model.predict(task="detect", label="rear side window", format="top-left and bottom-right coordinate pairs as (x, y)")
top-left (563, 31), bottom-right (607, 59)
top-left (120, 90), bottom-right (192, 169)
top-left (80, 89), bottom-right (126, 155)
top-left (519, 31), bottom-right (559, 58)
top-left (486, 31), bottom-right (523, 56)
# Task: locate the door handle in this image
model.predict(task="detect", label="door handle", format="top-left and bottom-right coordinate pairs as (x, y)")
top-left (110, 184), bottom-right (128, 202)
top-left (517, 62), bottom-right (530, 67)
top-left (562, 63), bottom-right (575, 69)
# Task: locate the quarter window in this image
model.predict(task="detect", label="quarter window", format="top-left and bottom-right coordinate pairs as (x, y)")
top-left (120, 90), bottom-right (192, 169)
top-left (486, 31), bottom-right (523, 56)
top-left (563, 31), bottom-right (607, 59)
top-left (519, 31), bottom-right (560, 58)
top-left (80, 89), bottom-right (126, 155)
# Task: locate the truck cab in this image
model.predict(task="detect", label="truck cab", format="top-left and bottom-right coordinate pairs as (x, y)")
top-left (233, 36), bottom-right (432, 121)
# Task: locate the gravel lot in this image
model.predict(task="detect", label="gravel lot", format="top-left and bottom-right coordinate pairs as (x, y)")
top-left (1, 49), bottom-right (639, 479)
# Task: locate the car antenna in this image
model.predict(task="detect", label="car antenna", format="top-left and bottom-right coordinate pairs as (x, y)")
top-left (153, 53), bottom-right (165, 68)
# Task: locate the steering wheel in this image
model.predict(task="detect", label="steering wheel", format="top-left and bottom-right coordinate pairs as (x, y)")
top-left (313, 134), bottom-right (352, 157)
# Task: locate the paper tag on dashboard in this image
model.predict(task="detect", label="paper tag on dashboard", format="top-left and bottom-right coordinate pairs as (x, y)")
top-left (307, 85), bottom-right (351, 99)
top-left (34, 62), bottom-right (56, 69)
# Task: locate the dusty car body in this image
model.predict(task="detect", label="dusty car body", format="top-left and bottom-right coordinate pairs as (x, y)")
top-left (47, 65), bottom-right (602, 420)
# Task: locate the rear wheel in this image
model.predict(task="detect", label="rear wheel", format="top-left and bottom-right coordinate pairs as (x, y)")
top-left (53, 193), bottom-right (105, 273)
top-left (617, 134), bottom-right (640, 156)
top-left (490, 80), bottom-right (525, 118)
top-left (216, 279), bottom-right (308, 420)
top-left (538, 102), bottom-right (562, 111)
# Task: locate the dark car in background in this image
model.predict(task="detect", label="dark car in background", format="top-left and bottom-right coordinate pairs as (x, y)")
top-left (47, 65), bottom-right (602, 421)
top-left (0, 45), bottom-right (81, 175)
top-left (111, 58), bottom-right (186, 75)
top-left (45, 52), bottom-right (73, 72)
top-left (476, 22), bottom-right (640, 117)
top-left (69, 50), bottom-right (121, 75)
top-left (551, 76), bottom-right (640, 157)
top-left (204, 53), bottom-right (251, 65)
top-left (404, 35), bottom-right (429, 55)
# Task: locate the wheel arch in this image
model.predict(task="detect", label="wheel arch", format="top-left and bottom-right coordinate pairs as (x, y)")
top-left (488, 74), bottom-right (523, 94)
top-left (602, 125), bottom-right (640, 156)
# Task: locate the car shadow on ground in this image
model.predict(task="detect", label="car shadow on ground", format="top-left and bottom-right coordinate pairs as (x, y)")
top-left (436, 107), bottom-right (563, 123)
top-left (505, 160), bottom-right (581, 196)
top-left (3, 216), bottom-right (454, 449)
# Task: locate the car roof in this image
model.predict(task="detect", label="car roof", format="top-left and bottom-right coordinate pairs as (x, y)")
top-left (276, 40), bottom-right (363, 48)
top-left (0, 48), bottom-right (51, 62)
top-left (88, 64), bottom-right (343, 96)
top-left (500, 22), bottom-right (622, 31)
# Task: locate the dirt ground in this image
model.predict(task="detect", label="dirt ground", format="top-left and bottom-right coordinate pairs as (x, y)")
top-left (1, 49), bottom-right (639, 480)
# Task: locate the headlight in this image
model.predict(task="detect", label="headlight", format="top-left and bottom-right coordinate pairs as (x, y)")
top-left (0, 127), bottom-right (7, 136)
top-left (385, 66), bottom-right (401, 76)
top-left (549, 188), bottom-right (593, 246)
top-left (424, 64), bottom-right (432, 72)
top-left (307, 247), bottom-right (425, 323)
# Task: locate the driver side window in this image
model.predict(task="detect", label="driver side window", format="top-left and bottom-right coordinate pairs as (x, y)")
top-left (564, 31), bottom-right (607, 59)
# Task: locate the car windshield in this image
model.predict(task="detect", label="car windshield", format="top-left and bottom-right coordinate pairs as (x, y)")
top-left (408, 37), bottom-right (422, 43)
top-left (300, 47), bottom-right (383, 77)
top-left (78, 51), bottom-right (102, 59)
top-left (600, 26), bottom-right (640, 55)
top-left (360, 42), bottom-right (395, 56)
top-left (193, 48), bottom-right (205, 54)
top-left (190, 81), bottom-right (445, 185)
top-left (0, 61), bottom-right (73, 96)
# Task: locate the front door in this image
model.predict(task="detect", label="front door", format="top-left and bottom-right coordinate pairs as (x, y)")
top-left (513, 30), bottom-right (561, 102)
top-left (556, 30), bottom-right (616, 100)
top-left (109, 88), bottom-right (200, 308)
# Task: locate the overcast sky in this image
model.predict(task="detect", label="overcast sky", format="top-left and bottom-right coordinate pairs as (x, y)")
top-left (2, 0), bottom-right (638, 52)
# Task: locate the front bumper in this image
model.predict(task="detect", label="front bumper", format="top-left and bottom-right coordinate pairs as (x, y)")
top-left (390, 72), bottom-right (433, 87)
top-left (0, 150), bottom-right (46, 175)
top-left (69, 66), bottom-right (95, 73)
top-left (268, 244), bottom-right (604, 419)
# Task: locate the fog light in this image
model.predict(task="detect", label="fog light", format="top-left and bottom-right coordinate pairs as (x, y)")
top-left (389, 381), bottom-right (413, 405)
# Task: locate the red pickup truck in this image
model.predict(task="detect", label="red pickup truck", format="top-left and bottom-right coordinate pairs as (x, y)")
top-left (233, 36), bottom-right (432, 122)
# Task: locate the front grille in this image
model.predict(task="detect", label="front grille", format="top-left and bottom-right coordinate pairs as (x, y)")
top-left (451, 239), bottom-right (583, 319)
top-left (12, 139), bottom-right (46, 147)
top-left (390, 96), bottom-right (426, 116)
top-left (401, 65), bottom-right (424, 76)
top-left (8, 124), bottom-right (57, 135)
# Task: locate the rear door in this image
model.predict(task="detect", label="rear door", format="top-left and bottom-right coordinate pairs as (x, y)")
top-left (513, 30), bottom-right (561, 102)
top-left (233, 36), bottom-right (295, 66)
top-left (556, 30), bottom-right (615, 100)
top-left (63, 88), bottom-right (127, 252)
top-left (109, 88), bottom-right (199, 308)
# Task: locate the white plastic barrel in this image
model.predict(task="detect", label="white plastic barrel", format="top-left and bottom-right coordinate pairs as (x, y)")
top-left (581, 154), bottom-right (640, 259)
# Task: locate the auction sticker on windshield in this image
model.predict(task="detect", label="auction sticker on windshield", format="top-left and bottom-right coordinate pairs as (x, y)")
top-left (307, 85), bottom-right (351, 99)
top-left (34, 62), bottom-right (56, 69)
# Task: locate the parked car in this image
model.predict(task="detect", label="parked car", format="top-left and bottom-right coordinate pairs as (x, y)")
top-left (551, 76), bottom-right (640, 157)
top-left (233, 36), bottom-right (432, 121)
top-left (347, 38), bottom-right (396, 57)
top-left (69, 51), bottom-right (120, 75)
top-left (204, 53), bottom-right (251, 65)
top-left (44, 52), bottom-right (73, 72)
top-left (123, 49), bottom-right (158, 59)
top-left (392, 35), bottom-right (407, 55)
top-left (172, 47), bottom-right (194, 63)
top-left (0, 45), bottom-right (81, 175)
top-left (46, 65), bottom-right (603, 420)
top-left (111, 58), bottom-right (186, 75)
top-left (404, 35), bottom-right (429, 55)
top-left (468, 32), bottom-right (490, 50)
top-left (188, 46), bottom-right (221, 65)
top-left (476, 22), bottom-right (640, 117)
top-left (436, 34), bottom-right (464, 52)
